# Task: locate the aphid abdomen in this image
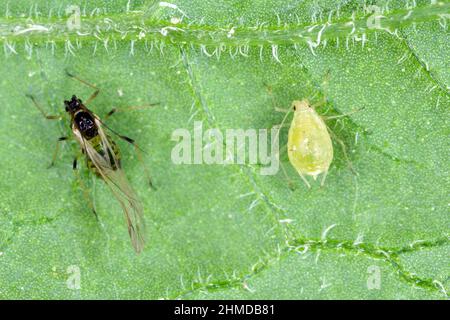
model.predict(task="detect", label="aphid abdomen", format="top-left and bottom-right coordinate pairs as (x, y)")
top-left (288, 104), bottom-right (333, 179)
top-left (85, 135), bottom-right (121, 175)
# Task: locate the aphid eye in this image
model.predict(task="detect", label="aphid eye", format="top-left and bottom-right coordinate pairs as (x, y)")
top-left (293, 106), bottom-right (296, 111)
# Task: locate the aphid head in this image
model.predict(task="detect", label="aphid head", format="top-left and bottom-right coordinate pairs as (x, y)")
top-left (64, 95), bottom-right (83, 114)
top-left (291, 100), bottom-right (310, 112)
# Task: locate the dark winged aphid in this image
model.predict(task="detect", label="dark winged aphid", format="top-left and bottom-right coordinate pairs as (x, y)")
top-left (65, 95), bottom-right (145, 253)
top-left (28, 72), bottom-right (155, 253)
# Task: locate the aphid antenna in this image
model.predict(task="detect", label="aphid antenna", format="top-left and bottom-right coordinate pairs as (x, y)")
top-left (265, 82), bottom-right (295, 144)
top-left (273, 106), bottom-right (294, 146)
top-left (308, 69), bottom-right (332, 109)
top-left (65, 69), bottom-right (96, 89)
top-left (104, 103), bottom-right (160, 120)
top-left (321, 69), bottom-right (331, 86)
top-left (310, 96), bottom-right (328, 109)
top-left (323, 106), bottom-right (365, 121)
top-left (64, 69), bottom-right (100, 105)
top-left (274, 107), bottom-right (291, 113)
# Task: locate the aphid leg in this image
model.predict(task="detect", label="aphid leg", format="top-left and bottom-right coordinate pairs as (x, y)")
top-left (117, 135), bottom-right (156, 190)
top-left (290, 150), bottom-right (311, 189)
top-left (285, 147), bottom-right (312, 189)
top-left (26, 94), bottom-right (62, 120)
top-left (274, 144), bottom-right (296, 191)
top-left (327, 128), bottom-right (357, 175)
top-left (65, 69), bottom-right (100, 105)
top-left (48, 136), bottom-right (70, 168)
top-left (279, 161), bottom-right (296, 191)
top-left (100, 119), bottom-right (156, 189)
top-left (104, 103), bottom-right (159, 120)
top-left (295, 169), bottom-right (311, 189)
top-left (73, 156), bottom-right (98, 219)
top-left (320, 170), bottom-right (329, 187)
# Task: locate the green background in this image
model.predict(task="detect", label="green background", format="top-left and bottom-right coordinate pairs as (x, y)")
top-left (0, 0), bottom-right (448, 299)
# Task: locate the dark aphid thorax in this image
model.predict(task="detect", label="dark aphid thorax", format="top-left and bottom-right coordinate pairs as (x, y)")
top-left (74, 111), bottom-right (98, 140)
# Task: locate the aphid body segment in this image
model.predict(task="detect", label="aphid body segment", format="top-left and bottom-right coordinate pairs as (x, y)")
top-left (287, 100), bottom-right (333, 186)
top-left (65, 95), bottom-right (146, 253)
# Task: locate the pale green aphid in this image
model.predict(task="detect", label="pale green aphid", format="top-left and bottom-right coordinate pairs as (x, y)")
top-left (287, 100), bottom-right (333, 188)
top-left (276, 99), bottom-right (356, 188)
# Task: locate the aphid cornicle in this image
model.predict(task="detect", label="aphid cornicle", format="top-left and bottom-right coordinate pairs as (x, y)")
top-left (287, 99), bottom-right (333, 188)
top-left (27, 72), bottom-right (152, 254)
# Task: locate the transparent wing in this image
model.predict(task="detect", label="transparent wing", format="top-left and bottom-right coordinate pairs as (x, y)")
top-left (75, 119), bottom-right (146, 253)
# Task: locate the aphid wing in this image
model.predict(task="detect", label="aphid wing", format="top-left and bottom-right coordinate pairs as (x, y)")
top-left (103, 168), bottom-right (146, 253)
top-left (81, 120), bottom-right (146, 253)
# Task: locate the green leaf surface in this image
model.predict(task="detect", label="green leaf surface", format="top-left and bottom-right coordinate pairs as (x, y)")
top-left (0, 0), bottom-right (448, 299)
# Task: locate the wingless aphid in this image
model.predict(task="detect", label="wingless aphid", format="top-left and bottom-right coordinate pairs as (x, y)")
top-left (287, 100), bottom-right (333, 187)
top-left (27, 71), bottom-right (155, 253)
top-left (275, 99), bottom-right (359, 188)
